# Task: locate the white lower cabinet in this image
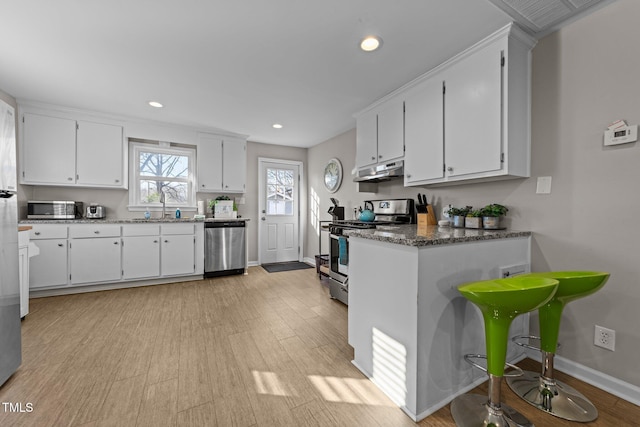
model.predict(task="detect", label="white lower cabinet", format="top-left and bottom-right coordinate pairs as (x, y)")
top-left (29, 239), bottom-right (68, 289)
top-left (27, 222), bottom-right (203, 292)
top-left (161, 224), bottom-right (195, 276)
top-left (70, 237), bottom-right (121, 284)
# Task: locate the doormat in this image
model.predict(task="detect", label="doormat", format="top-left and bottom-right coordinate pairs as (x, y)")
top-left (262, 261), bottom-right (313, 273)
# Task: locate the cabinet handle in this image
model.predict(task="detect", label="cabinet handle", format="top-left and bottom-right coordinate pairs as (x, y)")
top-left (153, 240), bottom-right (158, 243)
top-left (447, 166), bottom-right (453, 172)
top-left (113, 241), bottom-right (119, 245)
top-left (406, 174), bottom-right (411, 178)
top-left (34, 231), bottom-right (40, 235)
top-left (115, 179), bottom-right (120, 183)
top-left (94, 230), bottom-right (100, 234)
top-left (67, 177), bottom-right (73, 181)
top-left (371, 156), bottom-right (375, 161)
top-left (164, 239), bottom-right (169, 243)
top-left (225, 185), bottom-right (228, 188)
top-left (57, 243), bottom-right (64, 247)
top-left (202, 184), bottom-right (205, 187)
top-left (378, 155), bottom-right (382, 159)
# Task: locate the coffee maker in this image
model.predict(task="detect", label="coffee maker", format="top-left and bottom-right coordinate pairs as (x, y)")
top-left (327, 197), bottom-right (344, 221)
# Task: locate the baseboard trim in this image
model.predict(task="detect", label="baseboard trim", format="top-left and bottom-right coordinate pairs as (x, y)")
top-left (248, 261), bottom-right (259, 267)
top-left (524, 349), bottom-right (640, 406)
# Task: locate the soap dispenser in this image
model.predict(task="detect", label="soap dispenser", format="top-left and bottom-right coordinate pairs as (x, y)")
top-left (175, 208), bottom-right (181, 219)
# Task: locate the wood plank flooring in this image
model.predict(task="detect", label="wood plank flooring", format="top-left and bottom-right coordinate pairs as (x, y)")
top-left (0, 266), bottom-right (637, 426)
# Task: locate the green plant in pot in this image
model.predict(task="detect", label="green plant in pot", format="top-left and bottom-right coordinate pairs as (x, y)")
top-left (465, 209), bottom-right (483, 229)
top-left (480, 203), bottom-right (508, 229)
top-left (446, 206), bottom-right (471, 228)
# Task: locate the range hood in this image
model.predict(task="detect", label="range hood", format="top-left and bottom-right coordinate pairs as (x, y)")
top-left (353, 160), bottom-right (403, 183)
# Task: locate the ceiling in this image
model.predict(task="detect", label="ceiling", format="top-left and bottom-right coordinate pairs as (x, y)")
top-left (0, 0), bottom-right (613, 148)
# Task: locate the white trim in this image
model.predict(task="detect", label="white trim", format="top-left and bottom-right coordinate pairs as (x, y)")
top-left (257, 157), bottom-right (304, 264)
top-left (524, 349), bottom-right (640, 406)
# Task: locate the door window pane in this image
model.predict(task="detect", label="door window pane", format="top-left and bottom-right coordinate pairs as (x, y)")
top-left (266, 167), bottom-right (295, 216)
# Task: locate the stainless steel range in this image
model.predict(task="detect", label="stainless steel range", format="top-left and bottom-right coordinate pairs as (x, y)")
top-left (328, 198), bottom-right (415, 305)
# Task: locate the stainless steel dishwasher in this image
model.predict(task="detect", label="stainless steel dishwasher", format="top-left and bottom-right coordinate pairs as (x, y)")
top-left (204, 220), bottom-right (246, 277)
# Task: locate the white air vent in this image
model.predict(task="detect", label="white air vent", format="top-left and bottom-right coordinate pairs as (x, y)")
top-left (486, 0), bottom-right (612, 36)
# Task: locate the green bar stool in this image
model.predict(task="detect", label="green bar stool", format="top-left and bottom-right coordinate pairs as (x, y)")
top-left (450, 276), bottom-right (559, 427)
top-left (507, 271), bottom-right (610, 422)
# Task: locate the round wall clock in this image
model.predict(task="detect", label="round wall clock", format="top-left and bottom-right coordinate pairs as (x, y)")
top-left (323, 158), bottom-right (343, 193)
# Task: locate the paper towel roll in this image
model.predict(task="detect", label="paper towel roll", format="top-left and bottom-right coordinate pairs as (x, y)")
top-left (197, 200), bottom-right (205, 215)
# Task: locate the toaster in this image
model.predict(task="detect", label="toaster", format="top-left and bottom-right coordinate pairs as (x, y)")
top-left (86, 205), bottom-right (106, 219)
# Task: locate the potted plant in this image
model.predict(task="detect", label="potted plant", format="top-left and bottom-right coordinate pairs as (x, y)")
top-left (465, 209), bottom-right (483, 229)
top-left (446, 206), bottom-right (471, 228)
top-left (480, 203), bottom-right (508, 229)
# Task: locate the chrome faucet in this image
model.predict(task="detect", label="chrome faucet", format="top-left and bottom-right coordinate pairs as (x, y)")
top-left (159, 189), bottom-right (166, 218)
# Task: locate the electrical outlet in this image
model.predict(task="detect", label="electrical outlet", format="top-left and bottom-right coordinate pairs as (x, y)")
top-left (594, 325), bottom-right (615, 351)
top-left (442, 206), bottom-right (451, 219)
top-left (499, 264), bottom-right (529, 278)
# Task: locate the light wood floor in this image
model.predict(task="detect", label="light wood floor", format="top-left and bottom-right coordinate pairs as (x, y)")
top-left (1, 267), bottom-right (637, 426)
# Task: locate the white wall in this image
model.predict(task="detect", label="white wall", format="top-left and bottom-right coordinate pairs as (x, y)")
top-left (306, 0), bottom-right (640, 387)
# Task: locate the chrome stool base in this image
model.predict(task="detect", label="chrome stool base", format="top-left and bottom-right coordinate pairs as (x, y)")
top-left (506, 370), bottom-right (598, 422)
top-left (451, 394), bottom-right (533, 427)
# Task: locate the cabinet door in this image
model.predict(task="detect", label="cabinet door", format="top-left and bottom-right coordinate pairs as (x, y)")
top-left (377, 98), bottom-right (404, 163)
top-left (29, 239), bottom-right (68, 289)
top-left (404, 77), bottom-right (444, 184)
top-left (445, 41), bottom-right (503, 177)
top-left (76, 121), bottom-right (124, 187)
top-left (70, 238), bottom-right (121, 284)
top-left (161, 234), bottom-right (195, 276)
top-left (197, 134), bottom-right (223, 192)
top-left (355, 112), bottom-right (378, 168)
top-left (222, 139), bottom-right (246, 192)
top-left (122, 236), bottom-right (160, 279)
top-left (22, 113), bottom-right (76, 185)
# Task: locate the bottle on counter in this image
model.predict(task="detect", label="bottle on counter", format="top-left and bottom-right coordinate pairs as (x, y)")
top-left (175, 208), bottom-right (181, 219)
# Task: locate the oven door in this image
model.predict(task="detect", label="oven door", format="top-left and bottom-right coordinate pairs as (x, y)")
top-left (329, 233), bottom-right (348, 281)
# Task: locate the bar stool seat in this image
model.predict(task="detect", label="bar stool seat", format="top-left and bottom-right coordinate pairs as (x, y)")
top-left (507, 271), bottom-right (609, 422)
top-left (450, 276), bottom-right (559, 427)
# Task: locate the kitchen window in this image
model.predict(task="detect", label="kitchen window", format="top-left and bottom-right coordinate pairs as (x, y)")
top-left (129, 141), bottom-right (196, 210)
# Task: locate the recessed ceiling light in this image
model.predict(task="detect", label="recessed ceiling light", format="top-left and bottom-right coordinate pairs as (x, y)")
top-left (360, 36), bottom-right (382, 52)
top-left (148, 101), bottom-right (163, 108)
top-left (272, 123), bottom-right (283, 129)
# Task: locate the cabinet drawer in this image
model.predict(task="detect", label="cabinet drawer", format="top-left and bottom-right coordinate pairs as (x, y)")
top-left (161, 223), bottom-right (195, 235)
top-left (122, 224), bottom-right (160, 236)
top-left (30, 224), bottom-right (68, 240)
top-left (69, 224), bottom-right (121, 238)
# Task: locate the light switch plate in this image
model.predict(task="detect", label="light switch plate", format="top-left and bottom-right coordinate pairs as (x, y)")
top-left (536, 176), bottom-right (552, 194)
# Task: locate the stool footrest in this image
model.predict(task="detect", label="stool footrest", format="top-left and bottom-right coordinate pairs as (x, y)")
top-left (463, 354), bottom-right (524, 378)
top-left (512, 334), bottom-right (561, 352)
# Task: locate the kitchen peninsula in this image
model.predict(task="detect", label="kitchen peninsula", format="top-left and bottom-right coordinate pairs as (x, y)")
top-left (345, 224), bottom-right (532, 421)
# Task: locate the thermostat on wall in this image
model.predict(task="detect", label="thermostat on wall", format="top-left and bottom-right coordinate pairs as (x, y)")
top-left (604, 120), bottom-right (637, 146)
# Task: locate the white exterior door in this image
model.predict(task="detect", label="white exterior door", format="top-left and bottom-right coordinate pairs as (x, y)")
top-left (259, 159), bottom-right (300, 264)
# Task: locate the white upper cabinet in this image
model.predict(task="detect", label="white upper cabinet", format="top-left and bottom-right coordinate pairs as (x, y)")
top-left (197, 134), bottom-right (224, 191)
top-left (364, 23), bottom-right (535, 187)
top-left (404, 76), bottom-right (445, 184)
top-left (22, 113), bottom-right (77, 185)
top-left (197, 133), bottom-right (246, 193)
top-left (355, 111), bottom-right (378, 168)
top-left (444, 39), bottom-right (503, 179)
top-left (19, 107), bottom-right (126, 188)
top-left (355, 98), bottom-right (404, 169)
top-left (76, 120), bottom-right (124, 187)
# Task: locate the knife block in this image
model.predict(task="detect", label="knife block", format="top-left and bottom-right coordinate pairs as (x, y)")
top-left (418, 206), bottom-right (437, 227)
